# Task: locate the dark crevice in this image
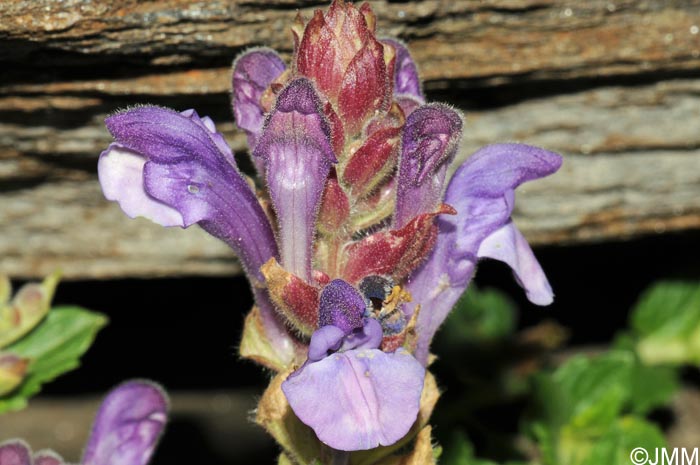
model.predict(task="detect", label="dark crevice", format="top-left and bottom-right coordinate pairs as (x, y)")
top-left (9, 56), bottom-right (170, 86)
top-left (469, 4), bottom-right (551, 16)
top-left (0, 41), bottom-right (244, 81)
top-left (17, 152), bottom-right (99, 174)
top-left (237, 0), bottom-right (327, 11)
top-left (0, 93), bottom-right (229, 127)
top-left (426, 68), bottom-right (700, 110)
top-left (0, 176), bottom-right (50, 193)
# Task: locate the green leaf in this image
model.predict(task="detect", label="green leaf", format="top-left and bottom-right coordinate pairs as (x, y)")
top-left (530, 349), bottom-right (674, 465)
top-left (631, 281), bottom-right (700, 365)
top-left (439, 430), bottom-right (483, 465)
top-left (0, 306), bottom-right (107, 413)
top-left (439, 286), bottom-right (517, 346)
top-left (524, 281), bottom-right (691, 465)
top-left (439, 430), bottom-right (527, 465)
top-left (628, 362), bottom-right (678, 414)
top-left (532, 349), bottom-right (679, 428)
top-left (551, 351), bottom-right (634, 429)
top-left (557, 416), bottom-right (666, 465)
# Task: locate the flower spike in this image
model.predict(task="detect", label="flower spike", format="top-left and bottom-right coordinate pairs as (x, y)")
top-left (98, 1), bottom-right (564, 459)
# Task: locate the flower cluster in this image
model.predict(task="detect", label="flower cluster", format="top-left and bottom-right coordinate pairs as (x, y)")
top-left (98, 0), bottom-right (561, 461)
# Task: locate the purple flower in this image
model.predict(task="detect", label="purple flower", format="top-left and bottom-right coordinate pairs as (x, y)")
top-left (394, 103), bottom-right (462, 229)
top-left (253, 78), bottom-right (336, 281)
top-left (232, 47), bottom-right (286, 176)
top-left (98, 106), bottom-right (296, 367)
top-left (0, 380), bottom-right (168, 465)
top-left (231, 48), bottom-right (286, 152)
top-left (406, 143), bottom-right (562, 364)
top-left (98, 0), bottom-right (562, 456)
top-left (282, 280), bottom-right (425, 451)
top-left (99, 107), bottom-right (276, 283)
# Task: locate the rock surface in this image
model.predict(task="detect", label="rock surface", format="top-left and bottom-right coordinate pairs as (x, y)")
top-left (1, 0), bottom-right (699, 278)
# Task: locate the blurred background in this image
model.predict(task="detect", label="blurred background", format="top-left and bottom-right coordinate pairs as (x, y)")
top-left (1, 1), bottom-right (699, 464)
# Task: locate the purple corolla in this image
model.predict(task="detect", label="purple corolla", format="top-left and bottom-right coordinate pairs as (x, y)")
top-left (97, 0), bottom-right (562, 458)
top-left (282, 279), bottom-right (425, 451)
top-left (0, 381), bottom-right (168, 465)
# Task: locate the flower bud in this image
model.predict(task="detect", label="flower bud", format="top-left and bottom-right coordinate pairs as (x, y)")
top-left (0, 352), bottom-right (29, 396)
top-left (296, 0), bottom-right (393, 136)
top-left (0, 271), bottom-right (60, 349)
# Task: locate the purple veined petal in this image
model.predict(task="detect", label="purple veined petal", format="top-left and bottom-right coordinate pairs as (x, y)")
top-left (394, 103), bottom-right (463, 228)
top-left (445, 143), bottom-right (563, 199)
top-left (282, 348), bottom-right (425, 451)
top-left (478, 221), bottom-right (553, 305)
top-left (102, 106), bottom-right (278, 284)
top-left (407, 143), bottom-right (562, 364)
top-left (308, 324), bottom-right (346, 362)
top-left (318, 279), bottom-right (366, 334)
top-left (0, 440), bottom-right (31, 465)
top-left (106, 106), bottom-right (232, 166)
top-left (232, 48), bottom-right (286, 152)
top-left (340, 317), bottom-right (383, 352)
top-left (82, 380), bottom-right (168, 465)
top-left (98, 144), bottom-right (184, 227)
top-left (406, 195), bottom-right (502, 365)
top-left (103, 106), bottom-right (296, 363)
top-left (382, 39), bottom-right (423, 101)
top-left (33, 450), bottom-right (65, 465)
top-left (143, 157), bottom-right (278, 284)
top-left (254, 78), bottom-right (336, 281)
top-left (181, 109), bottom-right (236, 167)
